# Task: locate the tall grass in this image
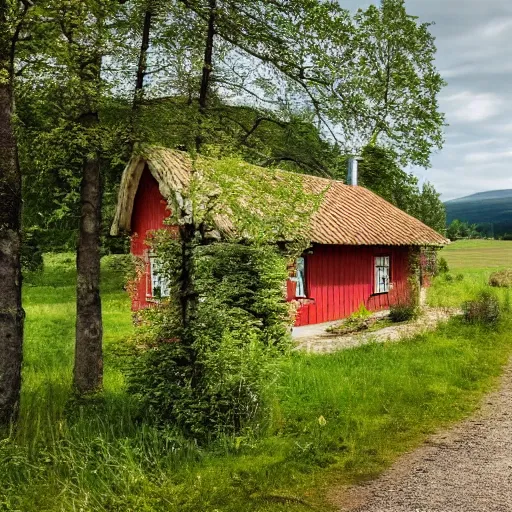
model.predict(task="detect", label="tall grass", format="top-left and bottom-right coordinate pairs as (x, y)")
top-left (2, 254), bottom-right (512, 511)
top-left (428, 269), bottom-right (512, 308)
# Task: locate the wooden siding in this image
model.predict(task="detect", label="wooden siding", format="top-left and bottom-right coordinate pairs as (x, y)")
top-left (130, 167), bottom-right (173, 310)
top-left (129, 168), bottom-right (415, 325)
top-left (291, 245), bottom-right (413, 326)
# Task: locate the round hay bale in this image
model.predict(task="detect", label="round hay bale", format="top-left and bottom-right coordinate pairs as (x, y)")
top-left (489, 269), bottom-right (512, 288)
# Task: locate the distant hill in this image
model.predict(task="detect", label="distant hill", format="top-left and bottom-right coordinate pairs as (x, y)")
top-left (445, 189), bottom-right (512, 237)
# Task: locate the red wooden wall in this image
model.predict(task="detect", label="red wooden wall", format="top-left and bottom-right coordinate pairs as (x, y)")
top-left (129, 168), bottom-right (414, 324)
top-left (291, 245), bottom-right (413, 327)
top-left (130, 167), bottom-right (173, 310)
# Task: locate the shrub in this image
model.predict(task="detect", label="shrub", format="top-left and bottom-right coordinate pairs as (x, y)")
top-left (351, 303), bottom-right (372, 319)
top-left (462, 291), bottom-right (501, 325)
top-left (127, 241), bottom-right (292, 440)
top-left (389, 303), bottom-right (419, 323)
top-left (102, 253), bottom-right (133, 272)
top-left (444, 273), bottom-right (454, 282)
top-left (455, 273), bottom-right (464, 282)
top-left (437, 256), bottom-right (449, 275)
top-left (21, 227), bottom-right (44, 273)
top-left (489, 269), bottom-right (512, 288)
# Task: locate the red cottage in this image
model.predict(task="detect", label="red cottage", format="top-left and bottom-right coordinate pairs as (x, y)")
top-left (111, 148), bottom-right (448, 326)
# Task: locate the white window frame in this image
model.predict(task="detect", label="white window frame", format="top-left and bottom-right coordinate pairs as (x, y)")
top-left (374, 256), bottom-right (390, 294)
top-left (294, 257), bottom-right (307, 298)
top-left (148, 256), bottom-right (170, 299)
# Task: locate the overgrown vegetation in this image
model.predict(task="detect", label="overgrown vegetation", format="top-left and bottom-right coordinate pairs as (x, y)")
top-left (120, 145), bottom-right (320, 439)
top-left (437, 256), bottom-right (450, 275)
top-left (389, 303), bottom-right (419, 323)
top-left (326, 305), bottom-right (392, 336)
top-left (462, 291), bottom-right (502, 325)
top-left (1, 253), bottom-right (511, 510)
top-left (489, 269), bottom-right (512, 288)
top-left (128, 241), bottom-right (292, 439)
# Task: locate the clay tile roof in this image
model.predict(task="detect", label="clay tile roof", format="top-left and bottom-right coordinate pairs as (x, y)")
top-left (111, 147), bottom-right (448, 247)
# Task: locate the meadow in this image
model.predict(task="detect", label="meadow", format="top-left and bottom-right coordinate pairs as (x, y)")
top-left (441, 239), bottom-right (512, 270)
top-left (429, 239), bottom-right (512, 307)
top-left (2, 241), bottom-right (512, 511)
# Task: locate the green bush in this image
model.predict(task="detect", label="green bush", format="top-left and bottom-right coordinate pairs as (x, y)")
top-left (437, 256), bottom-right (449, 275)
top-left (462, 291), bottom-right (501, 325)
top-left (389, 303), bottom-right (419, 323)
top-left (21, 227), bottom-right (44, 273)
top-left (455, 273), bottom-right (464, 282)
top-left (101, 253), bottom-right (134, 274)
top-left (128, 241), bottom-right (292, 440)
top-left (444, 273), bottom-right (454, 282)
top-left (327, 304), bottom-right (377, 335)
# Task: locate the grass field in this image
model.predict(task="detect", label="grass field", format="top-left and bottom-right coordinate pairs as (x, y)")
top-left (440, 239), bottom-right (512, 270)
top-left (429, 240), bottom-right (512, 308)
top-left (2, 248), bottom-right (512, 511)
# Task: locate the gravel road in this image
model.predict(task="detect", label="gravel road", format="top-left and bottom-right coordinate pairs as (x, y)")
top-left (332, 361), bottom-right (512, 512)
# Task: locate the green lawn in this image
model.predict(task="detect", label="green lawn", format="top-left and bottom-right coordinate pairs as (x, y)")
top-left (440, 239), bottom-right (512, 270)
top-left (2, 252), bottom-right (512, 511)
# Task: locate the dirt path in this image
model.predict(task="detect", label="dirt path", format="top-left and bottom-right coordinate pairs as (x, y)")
top-left (331, 361), bottom-right (512, 512)
top-left (295, 308), bottom-right (459, 354)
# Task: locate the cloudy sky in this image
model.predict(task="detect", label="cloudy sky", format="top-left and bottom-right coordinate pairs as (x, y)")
top-left (344, 0), bottom-right (512, 200)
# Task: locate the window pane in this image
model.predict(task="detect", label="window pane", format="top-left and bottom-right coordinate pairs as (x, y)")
top-left (150, 257), bottom-right (170, 298)
top-left (296, 257), bottom-right (306, 298)
top-left (375, 256), bottom-right (390, 293)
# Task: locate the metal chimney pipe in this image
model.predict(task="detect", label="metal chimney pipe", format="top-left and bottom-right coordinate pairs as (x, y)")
top-left (347, 157), bottom-right (360, 186)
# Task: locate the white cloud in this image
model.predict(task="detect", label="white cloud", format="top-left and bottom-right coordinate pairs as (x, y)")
top-left (442, 91), bottom-right (503, 123)
top-left (464, 150), bottom-right (512, 164)
top-left (444, 138), bottom-right (498, 149)
top-left (480, 18), bottom-right (512, 38)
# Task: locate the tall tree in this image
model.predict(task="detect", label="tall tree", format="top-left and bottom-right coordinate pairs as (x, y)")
top-left (0, 0), bottom-right (33, 425)
top-left (358, 145), bottom-right (446, 233)
top-left (128, 0), bottom-right (157, 151)
top-left (178, 0), bottom-right (354, 149)
top-left (54, 0), bottom-right (124, 393)
top-left (344, 0), bottom-right (445, 167)
top-left (414, 182), bottom-right (446, 234)
top-left (358, 145), bottom-right (420, 214)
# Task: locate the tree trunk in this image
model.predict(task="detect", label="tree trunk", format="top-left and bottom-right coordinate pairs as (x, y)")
top-left (178, 223), bottom-right (197, 329)
top-left (129, 7), bottom-right (153, 151)
top-left (73, 38), bottom-right (103, 393)
top-left (74, 116), bottom-right (103, 393)
top-left (195, 0), bottom-right (216, 152)
top-left (134, 9), bottom-right (152, 106)
top-left (0, 47), bottom-right (24, 425)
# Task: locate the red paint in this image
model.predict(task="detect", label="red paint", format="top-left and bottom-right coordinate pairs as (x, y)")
top-left (289, 245), bottom-right (413, 327)
top-left (128, 169), bottom-right (417, 325)
top-left (130, 167), bottom-right (175, 310)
